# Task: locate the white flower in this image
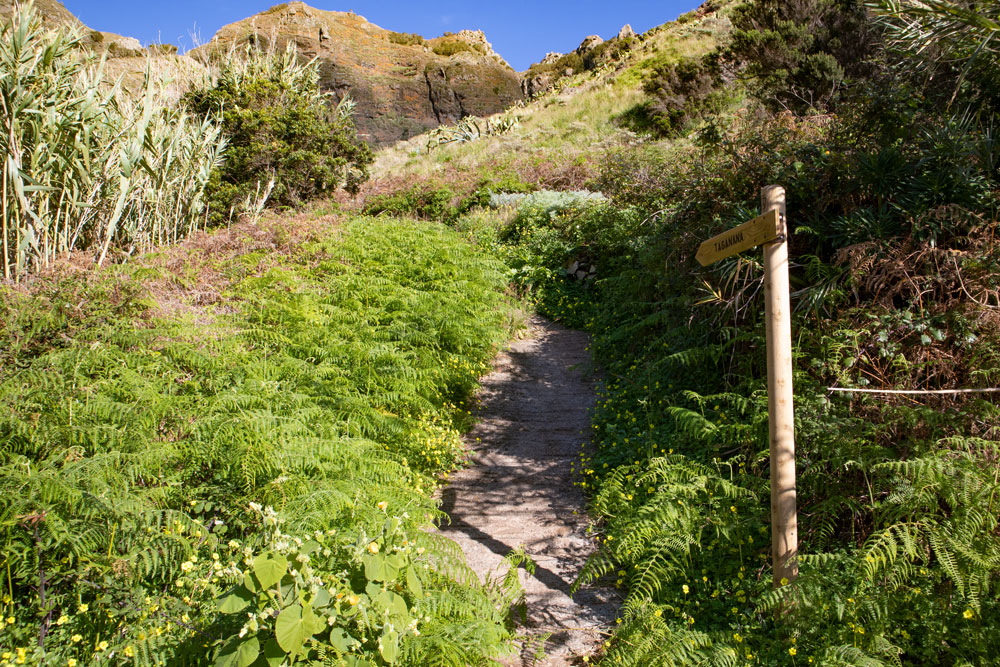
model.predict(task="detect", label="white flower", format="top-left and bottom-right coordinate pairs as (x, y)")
top-left (248, 502), bottom-right (262, 512)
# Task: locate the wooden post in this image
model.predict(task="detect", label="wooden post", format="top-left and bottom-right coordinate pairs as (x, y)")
top-left (762, 185), bottom-right (798, 587)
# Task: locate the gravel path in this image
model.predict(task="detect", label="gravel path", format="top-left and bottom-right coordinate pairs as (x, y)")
top-left (440, 317), bottom-right (618, 666)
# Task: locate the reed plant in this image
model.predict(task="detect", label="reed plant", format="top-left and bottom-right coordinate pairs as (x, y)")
top-left (0, 3), bottom-right (225, 281)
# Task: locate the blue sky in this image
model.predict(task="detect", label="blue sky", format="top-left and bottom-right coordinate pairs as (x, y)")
top-left (61, 1), bottom-right (702, 71)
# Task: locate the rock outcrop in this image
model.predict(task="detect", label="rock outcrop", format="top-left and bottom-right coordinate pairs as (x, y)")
top-left (575, 35), bottom-right (604, 56)
top-left (196, 2), bottom-right (524, 145)
top-left (617, 24), bottom-right (637, 40)
top-left (520, 23), bottom-right (645, 98)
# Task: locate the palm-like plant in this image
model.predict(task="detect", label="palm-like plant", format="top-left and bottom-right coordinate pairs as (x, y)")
top-left (873, 0), bottom-right (1000, 114)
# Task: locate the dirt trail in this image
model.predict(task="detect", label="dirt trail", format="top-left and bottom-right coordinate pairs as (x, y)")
top-left (440, 316), bottom-right (618, 666)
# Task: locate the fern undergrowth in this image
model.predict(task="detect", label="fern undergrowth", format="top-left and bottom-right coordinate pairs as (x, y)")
top-left (0, 217), bottom-right (523, 665)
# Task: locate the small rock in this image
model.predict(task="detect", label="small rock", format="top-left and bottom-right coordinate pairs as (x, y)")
top-left (617, 24), bottom-right (636, 40)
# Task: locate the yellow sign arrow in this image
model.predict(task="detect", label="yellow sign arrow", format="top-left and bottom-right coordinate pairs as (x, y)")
top-left (695, 209), bottom-right (782, 266)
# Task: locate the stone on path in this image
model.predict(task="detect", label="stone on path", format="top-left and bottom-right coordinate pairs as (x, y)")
top-left (440, 317), bottom-right (618, 666)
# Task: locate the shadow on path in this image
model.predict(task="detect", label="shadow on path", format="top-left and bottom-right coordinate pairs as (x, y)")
top-left (440, 316), bottom-right (618, 666)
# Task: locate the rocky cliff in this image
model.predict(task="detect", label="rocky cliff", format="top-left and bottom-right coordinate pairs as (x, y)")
top-left (196, 2), bottom-right (524, 145)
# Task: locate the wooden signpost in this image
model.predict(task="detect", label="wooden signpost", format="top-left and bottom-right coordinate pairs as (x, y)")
top-left (696, 185), bottom-right (798, 589)
top-left (695, 208), bottom-right (781, 267)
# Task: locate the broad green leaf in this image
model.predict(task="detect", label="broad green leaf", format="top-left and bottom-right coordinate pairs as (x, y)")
top-left (275, 605), bottom-right (306, 655)
top-left (376, 590), bottom-right (410, 626)
top-left (363, 553), bottom-right (387, 582)
top-left (405, 565), bottom-right (423, 598)
top-left (261, 638), bottom-right (285, 667)
top-left (253, 552), bottom-right (288, 590)
top-left (218, 585), bottom-right (254, 614)
top-left (215, 636), bottom-right (260, 667)
top-left (328, 628), bottom-right (352, 653)
top-left (345, 657), bottom-right (375, 667)
top-left (312, 587), bottom-right (331, 609)
top-left (363, 552), bottom-right (400, 582)
top-left (303, 605), bottom-right (326, 635)
top-left (378, 629), bottom-right (399, 664)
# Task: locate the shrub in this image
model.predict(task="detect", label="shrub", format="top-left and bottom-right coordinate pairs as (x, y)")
top-left (363, 184), bottom-right (458, 221)
top-left (388, 31), bottom-right (427, 47)
top-left (184, 45), bottom-right (373, 224)
top-left (582, 36), bottom-right (638, 70)
top-left (524, 52), bottom-right (585, 80)
top-left (630, 54), bottom-right (732, 137)
top-left (431, 39), bottom-right (483, 57)
top-left (457, 175), bottom-right (536, 213)
top-left (726, 0), bottom-right (879, 112)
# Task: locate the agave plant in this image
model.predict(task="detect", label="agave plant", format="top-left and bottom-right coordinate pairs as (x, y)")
top-left (426, 112), bottom-right (520, 150)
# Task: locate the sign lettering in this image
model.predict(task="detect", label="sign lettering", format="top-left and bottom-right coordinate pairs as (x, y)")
top-left (695, 209), bottom-right (782, 266)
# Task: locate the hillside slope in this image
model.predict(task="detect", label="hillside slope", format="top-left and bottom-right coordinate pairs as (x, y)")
top-left (366, 0), bottom-right (734, 195)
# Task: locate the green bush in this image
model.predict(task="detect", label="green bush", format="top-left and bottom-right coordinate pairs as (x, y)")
top-left (363, 184), bottom-right (458, 221)
top-left (524, 52), bottom-right (585, 81)
top-left (456, 174), bottom-right (536, 213)
top-left (185, 46), bottom-right (373, 224)
top-left (726, 0), bottom-right (879, 112)
top-left (431, 39), bottom-right (483, 57)
top-left (582, 36), bottom-right (638, 70)
top-left (629, 54), bottom-right (732, 137)
top-left (387, 31), bottom-right (426, 47)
